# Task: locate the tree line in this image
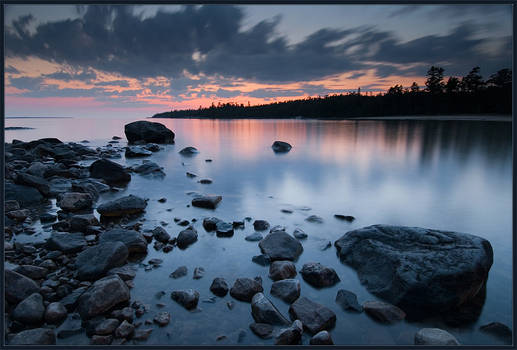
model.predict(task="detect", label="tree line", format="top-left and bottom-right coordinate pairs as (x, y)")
top-left (152, 67), bottom-right (511, 119)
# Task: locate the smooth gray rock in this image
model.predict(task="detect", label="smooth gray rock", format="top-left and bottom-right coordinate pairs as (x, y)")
top-left (171, 289), bottom-right (200, 310)
top-left (305, 215), bottom-right (323, 224)
top-left (95, 318), bottom-right (120, 335)
top-left (97, 195), bottom-right (147, 217)
top-left (245, 232), bottom-right (263, 242)
top-left (179, 146), bottom-right (199, 155)
top-left (289, 297), bottom-right (336, 334)
top-left (269, 261), bottom-right (297, 281)
top-left (14, 265), bottom-right (48, 280)
top-left (414, 328), bottom-right (460, 345)
top-left (57, 192), bottom-right (93, 211)
top-left (249, 323), bottom-right (273, 339)
top-left (107, 266), bottom-right (137, 281)
top-left (335, 289), bottom-right (363, 312)
top-left (300, 262), bottom-right (340, 288)
top-left (76, 275), bottom-right (130, 319)
top-left (363, 300), bottom-right (406, 323)
top-left (177, 227), bottom-right (198, 249)
top-left (216, 221), bottom-right (234, 237)
top-left (334, 225), bottom-right (493, 312)
top-left (47, 232), bottom-right (87, 253)
top-left (89, 159), bottom-right (131, 185)
top-left (275, 320), bottom-right (303, 345)
top-left (15, 172), bottom-right (51, 196)
top-left (9, 328), bottom-right (56, 345)
top-left (259, 231), bottom-right (303, 261)
top-left (125, 121), bottom-right (174, 144)
top-left (310, 330), bottom-right (334, 345)
top-left (202, 217), bottom-right (221, 231)
top-left (125, 146), bottom-right (152, 158)
top-left (133, 161), bottom-right (165, 176)
top-left (272, 141), bottom-right (292, 153)
top-left (12, 293), bottom-right (45, 324)
top-left (57, 313), bottom-right (83, 338)
top-left (60, 286), bottom-right (88, 311)
top-left (230, 278), bottom-right (264, 302)
top-left (192, 195), bottom-right (222, 209)
top-left (5, 183), bottom-right (45, 206)
top-left (251, 293), bottom-right (290, 325)
top-left (45, 302), bottom-right (67, 324)
top-left (5, 269), bottom-right (40, 304)
top-left (75, 242), bottom-right (128, 281)
top-left (210, 278), bottom-right (229, 297)
top-left (99, 228), bottom-right (147, 254)
top-left (253, 220), bottom-right (270, 231)
top-left (170, 266), bottom-right (188, 279)
top-left (69, 214), bottom-right (99, 232)
top-left (271, 279), bottom-right (301, 304)
top-left (293, 228), bottom-right (308, 239)
top-left (152, 226), bottom-right (171, 243)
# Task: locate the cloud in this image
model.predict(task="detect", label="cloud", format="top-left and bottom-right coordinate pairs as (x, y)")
top-left (5, 65), bottom-right (21, 74)
top-left (44, 69), bottom-right (97, 81)
top-left (9, 76), bottom-right (44, 90)
top-left (95, 80), bottom-right (130, 87)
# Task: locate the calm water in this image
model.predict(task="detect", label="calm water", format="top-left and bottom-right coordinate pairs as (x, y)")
top-left (5, 117), bottom-right (512, 345)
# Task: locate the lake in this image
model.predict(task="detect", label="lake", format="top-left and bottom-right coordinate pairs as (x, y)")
top-left (5, 116), bottom-right (512, 345)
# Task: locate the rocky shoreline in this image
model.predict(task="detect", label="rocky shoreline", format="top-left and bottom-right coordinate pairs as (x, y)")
top-left (4, 121), bottom-right (512, 345)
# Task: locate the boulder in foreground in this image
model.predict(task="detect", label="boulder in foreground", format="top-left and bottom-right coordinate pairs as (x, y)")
top-left (289, 296), bottom-right (336, 334)
top-left (124, 121), bottom-right (175, 144)
top-left (76, 275), bottom-right (130, 319)
top-left (97, 195), bottom-right (147, 217)
top-left (259, 230), bottom-right (303, 261)
top-left (89, 159), bottom-right (131, 185)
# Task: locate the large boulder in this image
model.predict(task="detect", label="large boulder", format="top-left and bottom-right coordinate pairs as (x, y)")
top-left (89, 159), bottom-right (131, 185)
top-left (334, 225), bottom-right (493, 313)
top-left (125, 121), bottom-right (175, 144)
top-left (12, 293), bottom-right (45, 324)
top-left (97, 195), bottom-right (147, 217)
top-left (99, 228), bottom-right (148, 254)
top-left (76, 275), bottom-right (130, 319)
top-left (289, 297), bottom-right (336, 334)
top-left (259, 231), bottom-right (303, 261)
top-left (47, 232), bottom-right (87, 253)
top-left (5, 269), bottom-right (40, 304)
top-left (15, 172), bottom-right (51, 196)
top-left (75, 242), bottom-right (128, 281)
top-left (5, 183), bottom-right (45, 206)
top-left (9, 328), bottom-right (56, 345)
top-left (14, 265), bottom-right (49, 280)
top-left (251, 293), bottom-right (290, 325)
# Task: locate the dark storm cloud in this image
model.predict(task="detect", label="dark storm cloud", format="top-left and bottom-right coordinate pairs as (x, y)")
top-left (5, 5), bottom-right (511, 84)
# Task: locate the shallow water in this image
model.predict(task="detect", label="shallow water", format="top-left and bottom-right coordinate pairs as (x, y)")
top-left (5, 117), bottom-right (512, 345)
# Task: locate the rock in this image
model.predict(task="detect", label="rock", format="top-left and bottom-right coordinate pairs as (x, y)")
top-left (124, 121), bottom-right (175, 144)
top-left (12, 293), bottom-right (45, 324)
top-left (56, 313), bottom-right (83, 338)
top-left (193, 267), bottom-right (205, 279)
top-left (27, 162), bottom-right (50, 177)
top-left (70, 214), bottom-right (99, 232)
top-left (179, 146), bottom-right (199, 156)
top-left (230, 278), bottom-right (264, 302)
top-left (5, 199), bottom-right (20, 211)
top-left (198, 178), bottom-right (212, 184)
top-left (334, 214), bottom-right (355, 222)
top-left (153, 312), bottom-right (171, 326)
top-left (9, 328), bottom-right (56, 345)
top-left (75, 242), bottom-right (128, 281)
top-left (216, 221), bottom-right (234, 237)
top-left (210, 278), bottom-right (229, 297)
top-left (252, 254), bottom-right (271, 266)
top-left (90, 159), bottom-right (131, 185)
top-left (99, 228), bottom-right (147, 254)
top-left (335, 289), bottom-right (363, 312)
top-left (253, 220), bottom-right (270, 231)
top-left (269, 261), bottom-right (297, 281)
top-left (5, 269), bottom-right (40, 304)
top-left (271, 279), bottom-right (301, 304)
top-left (171, 289), bottom-right (200, 310)
top-left (414, 328), bottom-right (460, 345)
top-left (289, 297), bottom-right (336, 334)
top-left (145, 143), bottom-right (160, 152)
top-left (251, 293), bottom-right (290, 325)
top-left (245, 232), bottom-right (263, 242)
top-left (300, 262), bottom-right (340, 288)
top-left (259, 230), bottom-right (303, 261)
top-left (40, 213), bottom-right (57, 223)
top-left (57, 192), bottom-right (93, 211)
top-left (7, 208), bottom-right (30, 221)
top-left (186, 172), bottom-right (197, 178)
top-left (152, 226), bottom-right (171, 243)
top-left (59, 286), bottom-right (88, 311)
top-left (134, 162), bottom-right (165, 176)
top-left (133, 328), bottom-right (153, 341)
top-left (115, 320), bottom-right (134, 338)
top-left (271, 141), bottom-right (292, 153)
top-left (479, 322), bottom-right (512, 343)
top-left (176, 227), bottom-right (198, 249)
top-left (14, 265), bottom-right (48, 280)
top-left (363, 300), bottom-right (406, 323)
top-left (15, 172), bottom-right (51, 196)
top-left (275, 320), bottom-right (303, 345)
top-left (305, 215), bottom-right (323, 224)
top-left (5, 183), bottom-right (45, 206)
top-left (76, 275), bottom-right (130, 319)
top-left (192, 195), bottom-right (222, 209)
top-left (334, 225), bottom-right (493, 313)
top-left (310, 330), bottom-right (334, 345)
top-left (249, 323), bottom-right (273, 339)
top-left (97, 195), bottom-right (147, 217)
top-left (90, 335), bottom-right (113, 345)
top-left (125, 146), bottom-right (152, 158)
top-left (45, 302), bottom-right (67, 324)
top-left (170, 266), bottom-right (188, 279)
top-left (293, 228), bottom-right (308, 239)
top-left (202, 217), bottom-right (221, 231)
top-left (177, 219), bottom-right (190, 226)
top-left (233, 220), bottom-right (245, 229)
top-left (47, 232), bottom-right (87, 253)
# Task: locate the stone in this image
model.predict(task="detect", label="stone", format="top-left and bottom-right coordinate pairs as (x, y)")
top-left (108, 266), bottom-right (137, 281)
top-left (334, 225), bottom-right (493, 313)
top-left (259, 230), bottom-right (303, 261)
top-left (245, 232), bottom-right (263, 242)
top-left (97, 195), bottom-right (147, 217)
top-left (5, 199), bottom-right (20, 211)
top-left (45, 302), bottom-right (67, 324)
top-left (5, 183), bottom-right (45, 206)
top-left (134, 162), bottom-right (165, 176)
top-left (40, 213), bottom-right (57, 223)
top-left (253, 220), bottom-right (270, 231)
top-left (192, 195), bottom-right (222, 209)
top-left (300, 262), bottom-right (340, 288)
top-left (202, 217), bottom-right (221, 231)
top-left (179, 146), bottom-right (199, 155)
top-left (249, 323), bottom-right (273, 339)
top-left (170, 266), bottom-right (188, 279)
top-left (9, 328), bottom-right (56, 345)
top-left (75, 241), bottom-right (128, 281)
top-left (99, 228), bottom-right (148, 254)
top-left (275, 320), bottom-right (303, 345)
top-left (176, 227), bottom-right (198, 249)
top-left (125, 146), bottom-right (152, 158)
top-left (272, 141), bottom-right (292, 153)
top-left (7, 208), bottom-right (31, 221)
top-left (216, 221), bottom-right (234, 237)
top-left (289, 297), bottom-right (336, 334)
top-left (153, 312), bottom-right (171, 326)
top-left (210, 278), bottom-right (229, 297)
top-left (252, 254), bottom-right (271, 266)
top-left (414, 328), bottom-right (460, 345)
top-left (363, 300), bottom-right (406, 323)
top-left (57, 192), bottom-right (93, 211)
top-left (12, 293), bottom-right (45, 324)
top-left (15, 172), bottom-right (51, 196)
top-left (76, 275), bottom-right (130, 319)
top-left (56, 313), bottom-right (83, 338)
top-left (305, 215), bottom-right (323, 223)
top-left (334, 214), bottom-right (355, 222)
top-left (186, 172), bottom-right (197, 178)
top-left (89, 159), bottom-right (131, 185)
top-left (152, 226), bottom-right (171, 243)
top-left (90, 335), bottom-right (113, 345)
top-left (251, 293), bottom-right (290, 325)
top-left (60, 286), bottom-right (88, 311)
top-left (293, 228), bottom-right (308, 239)
top-left (479, 322), bottom-right (512, 343)
top-left (310, 330), bottom-right (334, 345)
top-left (171, 289), bottom-right (200, 310)
top-left (14, 265), bottom-right (48, 280)
top-left (124, 121), bottom-right (175, 144)
top-left (198, 178), bottom-right (212, 184)
top-left (47, 232), bottom-right (87, 253)
top-left (269, 261), bottom-right (297, 281)
top-left (70, 214), bottom-right (99, 232)
top-left (133, 329), bottom-right (153, 341)
top-left (271, 279), bottom-right (301, 304)
top-left (114, 320), bottom-right (134, 338)
top-left (193, 267), bottom-right (205, 279)
top-left (230, 278), bottom-right (264, 302)
top-left (335, 289), bottom-right (363, 312)
top-left (5, 269), bottom-right (40, 304)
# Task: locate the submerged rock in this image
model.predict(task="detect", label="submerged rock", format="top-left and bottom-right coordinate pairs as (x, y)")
top-left (192, 195), bottom-right (222, 209)
top-left (334, 225), bottom-right (493, 313)
top-left (289, 297), bottom-right (336, 334)
top-left (134, 161), bottom-right (165, 176)
top-left (124, 121), bottom-right (175, 144)
top-left (125, 146), bottom-right (152, 158)
top-left (170, 266), bottom-right (188, 279)
top-left (414, 328), bottom-right (460, 345)
top-left (300, 262), bottom-right (340, 288)
top-left (249, 323), bottom-right (273, 339)
top-left (259, 231), bottom-right (303, 261)
top-left (335, 289), bottom-right (363, 313)
top-left (89, 159), bottom-right (131, 185)
top-left (202, 217), bottom-right (221, 231)
top-left (363, 300), bottom-right (406, 323)
top-left (245, 232), bottom-right (263, 242)
top-left (179, 146), bottom-right (199, 156)
top-left (251, 293), bottom-right (290, 325)
top-left (97, 195), bottom-right (147, 217)
top-left (176, 227), bottom-right (198, 249)
top-left (293, 228), bottom-right (308, 239)
top-left (253, 220), bottom-right (270, 231)
top-left (334, 214), bottom-right (355, 222)
top-left (216, 221), bottom-right (234, 237)
top-left (479, 322), bottom-right (512, 343)
top-left (272, 141), bottom-right (292, 153)
top-left (210, 277), bottom-right (229, 297)
top-left (153, 312), bottom-right (171, 326)
top-left (152, 226), bottom-right (171, 243)
top-left (305, 215), bottom-right (323, 224)
top-left (171, 289), bottom-right (200, 310)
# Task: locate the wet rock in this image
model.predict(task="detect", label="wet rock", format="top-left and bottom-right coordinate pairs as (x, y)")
top-left (253, 220), bottom-right (270, 231)
top-left (153, 312), bottom-right (171, 326)
top-left (99, 228), bottom-right (147, 254)
top-left (335, 289), bottom-right (363, 313)
top-left (59, 286), bottom-right (88, 311)
top-left (177, 219), bottom-right (190, 226)
top-left (179, 146), bottom-right (199, 156)
top-left (275, 320), bottom-right (303, 345)
top-left (15, 172), bottom-right (51, 196)
top-left (305, 215), bottom-right (323, 224)
top-left (289, 297), bottom-right (336, 334)
top-left (272, 141), bottom-right (292, 153)
top-left (47, 232), bottom-right (87, 253)
top-left (97, 195), bottom-right (147, 217)
top-left (5, 199), bottom-right (20, 212)
top-left (216, 221), bottom-right (234, 237)
top-left (10, 328), bottom-right (56, 345)
top-left (334, 214), bottom-right (355, 222)
top-left (198, 178), bottom-right (212, 184)
top-left (27, 162), bottom-right (50, 177)
top-left (230, 278), bottom-right (264, 302)
top-left (70, 214), bottom-right (99, 232)
top-left (233, 220), bottom-right (245, 229)
top-left (57, 192), bottom-right (93, 212)
top-left (14, 265), bottom-right (48, 280)
top-left (171, 289), bottom-right (200, 310)
top-left (133, 328), bottom-right (153, 341)
top-left (271, 279), bottom-right (301, 304)
top-left (75, 241), bottom-right (128, 281)
top-left (134, 161), bottom-right (165, 176)
top-left (281, 209), bottom-right (293, 214)
top-left (210, 277), bottom-right (229, 297)
top-left (310, 330), bottom-right (334, 345)
top-left (145, 143), bottom-right (160, 152)
top-left (90, 335), bottom-right (113, 345)
top-left (251, 293), bottom-right (290, 325)
top-left (249, 323), bottom-right (273, 339)
top-left (125, 121), bottom-right (174, 143)
top-left (202, 217), bottom-right (221, 231)
top-left (192, 195), bottom-right (222, 209)
top-left (114, 320), bottom-right (134, 338)
top-left (269, 261), bottom-right (297, 281)
top-left (176, 227), bottom-right (198, 249)
top-left (300, 262), bottom-right (340, 288)
top-left (5, 269), bottom-right (40, 304)
top-left (293, 228), bottom-right (308, 239)
top-left (414, 328), bottom-right (460, 345)
top-left (193, 267), bottom-right (205, 279)
top-left (479, 322), bottom-right (512, 343)
top-left (12, 293), bottom-right (45, 324)
top-left (45, 302), bottom-right (67, 324)
top-left (7, 208), bottom-right (31, 222)
top-left (152, 226), bottom-right (171, 243)
top-left (125, 146), bottom-right (152, 158)
top-left (170, 266), bottom-right (188, 279)
top-left (252, 254), bottom-right (271, 266)
top-left (5, 183), bottom-right (45, 206)
top-left (57, 313), bottom-right (83, 338)
top-left (89, 159), bottom-right (131, 185)
top-left (363, 300), bottom-right (406, 323)
top-left (259, 230), bottom-right (303, 261)
top-left (77, 275), bottom-right (130, 319)
top-left (334, 225), bottom-right (493, 313)
top-left (186, 172), bottom-right (197, 178)
top-left (245, 232), bottom-right (263, 242)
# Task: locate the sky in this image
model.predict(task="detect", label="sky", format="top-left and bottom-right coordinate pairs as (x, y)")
top-left (4, 4), bottom-right (512, 118)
